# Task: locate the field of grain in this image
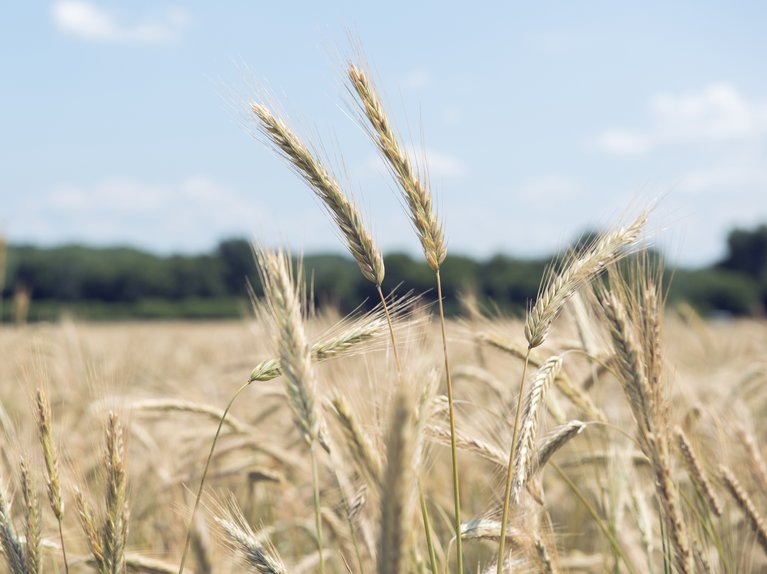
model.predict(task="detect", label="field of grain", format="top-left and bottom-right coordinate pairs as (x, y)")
top-left (1, 305), bottom-right (766, 573)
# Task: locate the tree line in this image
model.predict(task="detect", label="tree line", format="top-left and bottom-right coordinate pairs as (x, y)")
top-left (2, 224), bottom-right (766, 321)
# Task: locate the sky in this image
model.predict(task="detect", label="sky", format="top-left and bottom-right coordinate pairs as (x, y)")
top-left (2, 1), bottom-right (766, 266)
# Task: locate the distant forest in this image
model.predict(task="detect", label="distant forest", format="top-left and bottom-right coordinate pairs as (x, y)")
top-left (1, 224), bottom-right (766, 321)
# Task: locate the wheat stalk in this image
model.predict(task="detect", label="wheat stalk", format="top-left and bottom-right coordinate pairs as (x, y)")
top-left (129, 399), bottom-right (251, 434)
top-left (20, 458), bottom-right (42, 574)
top-left (214, 504), bottom-right (287, 574)
top-left (510, 356), bottom-right (563, 506)
top-left (347, 64), bottom-right (446, 272)
top-left (458, 518), bottom-right (526, 545)
top-left (34, 388), bottom-right (69, 574)
top-left (477, 332), bottom-right (606, 422)
top-left (533, 533), bottom-right (559, 574)
top-left (674, 426), bottom-right (722, 517)
top-left (0, 481), bottom-right (26, 574)
top-left (256, 248), bottom-right (325, 573)
top-left (249, 311), bottom-right (390, 381)
top-left (720, 465), bottom-right (767, 554)
top-left (427, 424), bottom-right (506, 468)
top-left (331, 395), bottom-right (383, 486)
top-left (104, 412), bottom-right (128, 574)
top-left (530, 420), bottom-right (587, 477)
top-left (600, 270), bottom-right (694, 574)
top-left (257, 249), bottom-right (319, 445)
top-left (525, 211), bottom-right (648, 349)
top-left (348, 60), bottom-right (464, 571)
top-left (74, 488), bottom-right (106, 571)
top-left (736, 426), bottom-right (767, 491)
top-left (250, 102), bottom-right (384, 286)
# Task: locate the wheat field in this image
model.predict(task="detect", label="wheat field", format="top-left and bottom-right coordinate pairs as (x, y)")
top-left (2, 58), bottom-right (767, 574)
top-left (0, 306), bottom-right (766, 573)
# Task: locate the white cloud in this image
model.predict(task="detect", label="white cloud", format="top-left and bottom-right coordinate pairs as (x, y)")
top-left (679, 161), bottom-right (767, 195)
top-left (596, 83), bottom-right (767, 156)
top-left (51, 1), bottom-right (189, 44)
top-left (595, 130), bottom-right (650, 156)
top-left (13, 177), bottom-right (265, 251)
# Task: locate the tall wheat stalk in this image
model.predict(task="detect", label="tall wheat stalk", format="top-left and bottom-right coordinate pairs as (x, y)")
top-left (0, 480), bottom-right (26, 574)
top-left (177, 380), bottom-right (251, 574)
top-left (347, 62), bottom-right (462, 573)
top-left (599, 261), bottom-right (694, 574)
top-left (20, 458), bottom-right (41, 574)
top-left (35, 389), bottom-right (69, 574)
top-left (74, 412), bottom-right (129, 574)
top-left (215, 500), bottom-right (287, 574)
top-left (497, 212), bottom-right (647, 572)
top-left (257, 249), bottom-right (325, 574)
top-left (249, 99), bottom-right (406, 376)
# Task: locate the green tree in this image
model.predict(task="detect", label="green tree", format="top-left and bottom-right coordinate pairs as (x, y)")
top-left (719, 224), bottom-right (767, 280)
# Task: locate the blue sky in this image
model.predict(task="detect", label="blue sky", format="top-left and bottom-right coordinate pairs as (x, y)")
top-left (2, 1), bottom-right (766, 266)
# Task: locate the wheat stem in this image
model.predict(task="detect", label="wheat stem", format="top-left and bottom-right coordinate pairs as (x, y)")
top-left (376, 284), bottom-right (402, 374)
top-left (497, 348), bottom-right (530, 574)
top-left (310, 443), bottom-right (326, 574)
top-left (35, 389), bottom-right (70, 574)
top-left (178, 380), bottom-right (251, 574)
top-left (419, 487), bottom-right (438, 573)
top-left (435, 270), bottom-right (463, 574)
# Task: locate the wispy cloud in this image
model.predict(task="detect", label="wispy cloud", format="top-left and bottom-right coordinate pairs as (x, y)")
top-left (13, 177), bottom-right (264, 250)
top-left (596, 83), bottom-right (767, 156)
top-left (679, 159), bottom-right (767, 196)
top-left (51, 1), bottom-right (189, 44)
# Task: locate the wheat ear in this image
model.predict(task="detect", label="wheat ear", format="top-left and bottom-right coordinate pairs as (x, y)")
top-left (20, 458), bottom-right (42, 574)
top-left (257, 248), bottom-right (325, 573)
top-left (104, 412), bottom-right (128, 574)
top-left (458, 518), bottom-right (527, 546)
top-left (349, 61), bottom-right (463, 570)
top-left (257, 249), bottom-right (319, 444)
top-left (251, 102), bottom-right (384, 286)
top-left (600, 286), bottom-right (693, 574)
top-left (35, 388), bottom-right (69, 574)
top-left (347, 64), bottom-right (445, 272)
top-left (477, 333), bottom-right (606, 422)
top-left (510, 356), bottom-right (563, 506)
top-left (720, 465), bottom-right (767, 554)
top-left (215, 501), bottom-right (287, 574)
top-left (0, 480), bottom-right (26, 574)
top-left (74, 488), bottom-right (105, 571)
top-left (533, 533), bottom-right (559, 574)
top-left (736, 426), bottom-right (767, 491)
top-left (674, 426), bottom-right (722, 516)
top-left (525, 211), bottom-right (647, 349)
top-left (331, 395), bottom-right (383, 486)
top-left (530, 420), bottom-right (587, 477)
top-left (250, 311), bottom-right (389, 381)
